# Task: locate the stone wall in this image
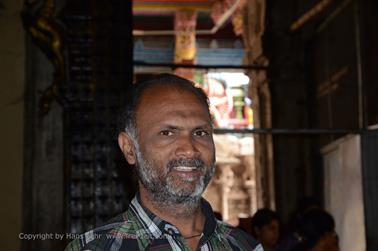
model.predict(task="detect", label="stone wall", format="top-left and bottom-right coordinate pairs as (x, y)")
top-left (0, 0), bottom-right (25, 249)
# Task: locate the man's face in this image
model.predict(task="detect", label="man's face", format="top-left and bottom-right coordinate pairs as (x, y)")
top-left (133, 86), bottom-right (216, 205)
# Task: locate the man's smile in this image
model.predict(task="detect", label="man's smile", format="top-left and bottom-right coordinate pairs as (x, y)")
top-left (173, 166), bottom-right (199, 171)
top-left (170, 166), bottom-right (202, 182)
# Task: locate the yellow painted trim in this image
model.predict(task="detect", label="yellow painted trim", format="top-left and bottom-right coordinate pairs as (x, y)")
top-left (133, 4), bottom-right (211, 11)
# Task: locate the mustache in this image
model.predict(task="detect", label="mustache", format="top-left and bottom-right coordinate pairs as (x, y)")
top-left (167, 158), bottom-right (205, 170)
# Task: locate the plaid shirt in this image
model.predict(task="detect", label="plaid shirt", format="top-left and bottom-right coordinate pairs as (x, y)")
top-left (65, 194), bottom-right (263, 251)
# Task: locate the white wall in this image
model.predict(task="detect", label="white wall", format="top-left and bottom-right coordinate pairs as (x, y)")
top-left (323, 135), bottom-right (366, 251)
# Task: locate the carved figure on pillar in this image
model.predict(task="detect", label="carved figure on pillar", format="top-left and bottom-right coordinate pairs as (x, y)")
top-left (174, 10), bottom-right (197, 80)
top-left (21, 0), bottom-right (67, 116)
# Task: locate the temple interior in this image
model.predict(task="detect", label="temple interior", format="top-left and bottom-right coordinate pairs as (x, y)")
top-left (1, 0), bottom-right (378, 250)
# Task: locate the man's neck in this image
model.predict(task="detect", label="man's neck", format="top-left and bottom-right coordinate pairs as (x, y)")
top-left (139, 189), bottom-right (205, 238)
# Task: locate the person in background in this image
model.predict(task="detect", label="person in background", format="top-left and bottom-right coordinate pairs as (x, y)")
top-left (277, 196), bottom-right (321, 251)
top-left (251, 208), bottom-right (280, 251)
top-left (288, 208), bottom-right (339, 251)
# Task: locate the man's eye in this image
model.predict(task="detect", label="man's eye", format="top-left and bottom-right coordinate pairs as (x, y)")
top-left (160, 130), bottom-right (174, 136)
top-left (194, 130), bottom-right (209, 137)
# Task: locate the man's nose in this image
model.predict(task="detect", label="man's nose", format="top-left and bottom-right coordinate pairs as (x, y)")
top-left (175, 135), bottom-right (199, 158)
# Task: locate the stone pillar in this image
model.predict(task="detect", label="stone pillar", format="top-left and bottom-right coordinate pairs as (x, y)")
top-left (242, 0), bottom-right (275, 209)
top-left (0, 0), bottom-right (25, 249)
top-left (218, 164), bottom-right (235, 221)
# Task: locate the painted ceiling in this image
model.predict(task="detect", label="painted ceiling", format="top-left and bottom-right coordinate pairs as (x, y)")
top-left (132, 0), bottom-right (237, 39)
top-left (133, 0), bottom-right (216, 15)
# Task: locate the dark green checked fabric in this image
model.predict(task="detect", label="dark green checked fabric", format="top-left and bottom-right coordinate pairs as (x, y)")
top-left (65, 194), bottom-right (263, 251)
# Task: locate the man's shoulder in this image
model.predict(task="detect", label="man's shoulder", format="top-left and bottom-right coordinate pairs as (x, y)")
top-left (64, 213), bottom-right (137, 251)
top-left (215, 220), bottom-right (264, 251)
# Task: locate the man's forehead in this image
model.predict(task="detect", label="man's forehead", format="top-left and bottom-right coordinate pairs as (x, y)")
top-left (135, 85), bottom-right (212, 123)
top-left (138, 84), bottom-right (206, 108)
top-left (142, 84), bottom-right (188, 95)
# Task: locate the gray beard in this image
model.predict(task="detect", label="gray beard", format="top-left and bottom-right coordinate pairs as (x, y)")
top-left (134, 147), bottom-right (215, 215)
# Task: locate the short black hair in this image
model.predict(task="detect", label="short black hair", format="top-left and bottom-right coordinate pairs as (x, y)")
top-left (288, 208), bottom-right (336, 251)
top-left (251, 208), bottom-right (280, 231)
top-left (296, 209), bottom-right (335, 244)
top-left (118, 73), bottom-right (211, 139)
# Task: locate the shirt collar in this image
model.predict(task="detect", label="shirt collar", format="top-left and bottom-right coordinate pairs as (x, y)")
top-left (129, 193), bottom-right (217, 239)
top-left (199, 198), bottom-right (217, 238)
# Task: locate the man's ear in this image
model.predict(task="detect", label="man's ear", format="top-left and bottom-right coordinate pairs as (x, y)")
top-left (118, 132), bottom-right (136, 165)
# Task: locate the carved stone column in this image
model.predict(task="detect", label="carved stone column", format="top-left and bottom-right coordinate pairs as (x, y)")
top-left (242, 0), bottom-right (275, 209)
top-left (217, 164), bottom-right (235, 221)
top-left (203, 135), bottom-right (257, 224)
top-left (241, 155), bottom-right (258, 215)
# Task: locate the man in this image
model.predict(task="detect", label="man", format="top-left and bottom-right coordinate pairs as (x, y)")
top-left (65, 74), bottom-right (263, 251)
